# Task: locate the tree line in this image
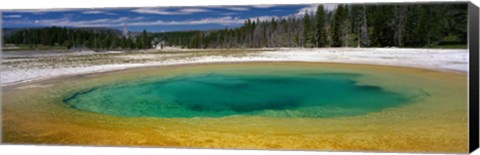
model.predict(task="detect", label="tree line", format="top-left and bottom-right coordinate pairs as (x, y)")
top-left (2, 3), bottom-right (467, 50)
top-left (3, 27), bottom-right (152, 50)
top-left (164, 3), bottom-right (467, 49)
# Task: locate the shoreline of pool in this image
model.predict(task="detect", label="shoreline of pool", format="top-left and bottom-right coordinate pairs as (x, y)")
top-left (1, 48), bottom-right (468, 86)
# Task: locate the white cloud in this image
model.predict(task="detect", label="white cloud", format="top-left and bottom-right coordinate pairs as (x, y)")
top-left (295, 4), bottom-right (318, 17)
top-left (178, 8), bottom-right (210, 13)
top-left (13, 16), bottom-right (138, 27)
top-left (224, 6), bottom-right (250, 11)
top-left (82, 10), bottom-right (104, 14)
top-left (3, 4), bottom-right (335, 30)
top-left (128, 16), bottom-right (244, 26)
top-left (11, 15), bottom-right (246, 27)
top-left (4, 8), bottom-right (83, 14)
top-left (131, 7), bottom-right (210, 15)
top-left (324, 4), bottom-right (338, 11)
top-left (294, 4), bottom-right (337, 17)
top-left (3, 14), bottom-right (22, 18)
top-left (131, 8), bottom-right (174, 15)
top-left (186, 16), bottom-right (243, 25)
top-left (82, 10), bottom-right (117, 15)
top-left (252, 4), bottom-right (276, 8)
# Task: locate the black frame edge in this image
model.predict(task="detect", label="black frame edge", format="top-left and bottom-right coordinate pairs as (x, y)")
top-left (469, 1), bottom-right (480, 153)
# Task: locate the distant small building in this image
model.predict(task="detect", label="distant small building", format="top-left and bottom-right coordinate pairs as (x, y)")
top-left (155, 41), bottom-right (165, 50)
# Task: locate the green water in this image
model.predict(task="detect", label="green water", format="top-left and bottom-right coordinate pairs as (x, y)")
top-left (64, 72), bottom-right (416, 118)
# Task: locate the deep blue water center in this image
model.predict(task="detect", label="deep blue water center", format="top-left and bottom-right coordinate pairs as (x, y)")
top-left (64, 73), bottom-right (411, 118)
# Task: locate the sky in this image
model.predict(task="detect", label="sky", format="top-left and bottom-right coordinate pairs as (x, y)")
top-left (1, 4), bottom-right (337, 32)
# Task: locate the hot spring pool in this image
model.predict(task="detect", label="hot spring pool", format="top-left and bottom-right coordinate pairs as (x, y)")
top-left (64, 72), bottom-right (416, 118)
top-left (2, 62), bottom-right (468, 152)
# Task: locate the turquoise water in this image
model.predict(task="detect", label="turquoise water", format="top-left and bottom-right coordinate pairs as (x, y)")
top-left (64, 72), bottom-right (415, 118)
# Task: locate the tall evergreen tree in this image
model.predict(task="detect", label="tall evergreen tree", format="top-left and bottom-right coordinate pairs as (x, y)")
top-left (332, 4), bottom-right (347, 47)
top-left (369, 5), bottom-right (396, 47)
top-left (315, 5), bottom-right (327, 47)
top-left (302, 11), bottom-right (314, 47)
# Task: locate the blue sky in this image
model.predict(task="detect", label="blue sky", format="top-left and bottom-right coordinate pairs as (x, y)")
top-left (2, 4), bottom-right (336, 32)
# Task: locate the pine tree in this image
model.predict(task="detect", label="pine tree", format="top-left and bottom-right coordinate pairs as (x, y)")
top-left (359, 5), bottom-right (370, 47)
top-left (332, 4), bottom-right (347, 47)
top-left (370, 5), bottom-right (396, 47)
top-left (315, 5), bottom-right (327, 47)
top-left (393, 5), bottom-right (407, 47)
top-left (303, 11), bottom-right (313, 47)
